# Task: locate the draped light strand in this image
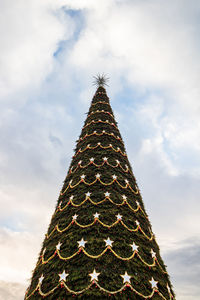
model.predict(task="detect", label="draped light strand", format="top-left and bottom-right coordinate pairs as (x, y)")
top-left (60, 175), bottom-right (138, 196)
top-left (73, 143), bottom-right (127, 158)
top-left (77, 130), bottom-right (123, 145)
top-left (83, 119), bottom-right (117, 129)
top-left (87, 110), bottom-right (115, 119)
top-left (45, 216), bottom-right (152, 240)
top-left (91, 101), bottom-right (110, 106)
top-left (37, 246), bottom-right (166, 274)
top-left (95, 91), bottom-right (108, 95)
top-left (25, 278), bottom-right (171, 299)
top-left (56, 195), bottom-right (147, 218)
top-left (69, 158), bottom-right (130, 174)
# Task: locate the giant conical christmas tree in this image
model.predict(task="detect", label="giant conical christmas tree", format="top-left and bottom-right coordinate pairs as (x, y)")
top-left (25, 77), bottom-right (175, 299)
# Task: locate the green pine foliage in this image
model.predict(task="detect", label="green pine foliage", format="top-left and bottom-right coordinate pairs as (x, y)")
top-left (25, 86), bottom-right (175, 299)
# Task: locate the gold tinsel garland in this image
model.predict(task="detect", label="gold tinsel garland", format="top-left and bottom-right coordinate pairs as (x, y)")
top-left (60, 175), bottom-right (138, 196)
top-left (46, 216), bottom-right (153, 240)
top-left (77, 130), bottom-right (123, 144)
top-left (69, 158), bottom-right (130, 174)
top-left (56, 195), bottom-right (146, 217)
top-left (25, 279), bottom-right (173, 299)
top-left (73, 143), bottom-right (127, 158)
top-left (83, 119), bottom-right (117, 129)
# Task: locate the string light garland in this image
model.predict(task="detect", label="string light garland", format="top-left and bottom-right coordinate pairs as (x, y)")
top-left (69, 157), bottom-right (130, 174)
top-left (91, 101), bottom-right (110, 106)
top-left (56, 194), bottom-right (147, 218)
top-left (60, 174), bottom-right (138, 196)
top-left (45, 215), bottom-right (153, 240)
top-left (73, 142), bottom-right (127, 158)
top-left (83, 119), bottom-right (117, 130)
top-left (25, 276), bottom-right (172, 299)
top-left (37, 244), bottom-right (166, 273)
top-left (95, 91), bottom-right (108, 95)
top-left (167, 284), bottom-right (173, 299)
top-left (87, 110), bottom-right (115, 120)
top-left (77, 130), bottom-right (123, 145)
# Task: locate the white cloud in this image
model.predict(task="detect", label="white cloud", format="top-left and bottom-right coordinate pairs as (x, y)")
top-left (163, 237), bottom-right (200, 300)
top-left (61, 0), bottom-right (200, 177)
top-left (0, 0), bottom-right (74, 100)
top-left (65, 0), bottom-right (200, 106)
top-left (0, 281), bottom-right (26, 300)
top-left (0, 0), bottom-right (200, 299)
top-left (0, 228), bottom-right (41, 283)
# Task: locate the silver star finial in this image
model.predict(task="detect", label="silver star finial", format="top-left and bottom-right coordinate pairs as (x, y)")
top-left (93, 74), bottom-right (109, 87)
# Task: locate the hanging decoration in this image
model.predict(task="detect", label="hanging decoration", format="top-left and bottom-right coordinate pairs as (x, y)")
top-left (83, 119), bottom-right (117, 130)
top-left (73, 142), bottom-right (127, 158)
top-left (59, 270), bottom-right (68, 282)
top-left (37, 238), bottom-right (167, 274)
top-left (91, 101), bottom-right (110, 106)
top-left (25, 273), bottom-right (172, 299)
top-left (77, 130), bottom-right (123, 145)
top-left (46, 214), bottom-right (153, 241)
top-left (87, 110), bottom-right (115, 120)
top-left (149, 278), bottom-right (158, 289)
top-left (104, 237), bottom-right (114, 247)
top-left (130, 242), bottom-right (139, 252)
top-left (56, 193), bottom-right (147, 219)
top-left (121, 271), bottom-right (131, 284)
top-left (89, 269), bottom-right (100, 281)
top-left (77, 238), bottom-right (87, 248)
top-left (60, 173), bottom-right (138, 196)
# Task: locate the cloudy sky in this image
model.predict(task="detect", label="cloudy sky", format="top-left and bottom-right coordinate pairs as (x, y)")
top-left (0, 0), bottom-right (200, 299)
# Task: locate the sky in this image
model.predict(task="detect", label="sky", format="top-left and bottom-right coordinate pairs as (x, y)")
top-left (0, 0), bottom-right (200, 299)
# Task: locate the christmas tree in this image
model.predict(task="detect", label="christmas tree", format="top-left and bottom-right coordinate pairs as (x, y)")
top-left (25, 76), bottom-right (175, 299)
